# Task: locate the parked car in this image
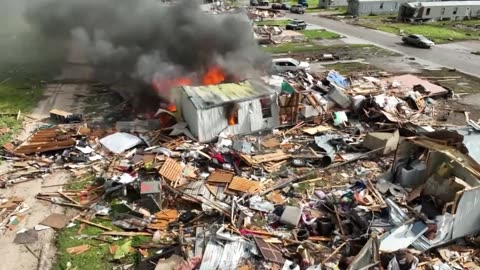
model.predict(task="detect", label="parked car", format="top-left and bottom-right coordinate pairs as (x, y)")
top-left (272, 3), bottom-right (282, 9)
top-left (258, 0), bottom-right (270, 6)
top-left (285, 19), bottom-right (307, 30)
top-left (290, 4), bottom-right (305, 13)
top-left (250, 0), bottom-right (258, 6)
top-left (402, 34), bottom-right (435, 48)
top-left (272, 58), bottom-right (310, 73)
top-left (281, 3), bottom-right (291, 10)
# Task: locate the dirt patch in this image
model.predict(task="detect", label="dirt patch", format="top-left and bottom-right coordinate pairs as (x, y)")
top-left (418, 68), bottom-right (480, 94)
top-left (0, 120), bottom-right (72, 270)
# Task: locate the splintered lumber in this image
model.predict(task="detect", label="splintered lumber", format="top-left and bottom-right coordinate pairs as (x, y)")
top-left (14, 128), bottom-right (76, 155)
top-left (241, 150), bottom-right (291, 166)
top-left (58, 191), bottom-right (80, 205)
top-left (148, 209), bottom-right (178, 230)
top-left (159, 158), bottom-right (183, 182)
top-left (322, 242), bottom-right (348, 264)
top-left (75, 218), bottom-right (112, 231)
top-left (101, 231), bottom-right (152, 236)
top-left (228, 177), bottom-right (262, 194)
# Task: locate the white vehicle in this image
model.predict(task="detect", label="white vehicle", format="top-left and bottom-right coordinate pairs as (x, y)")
top-left (272, 58), bottom-right (310, 73)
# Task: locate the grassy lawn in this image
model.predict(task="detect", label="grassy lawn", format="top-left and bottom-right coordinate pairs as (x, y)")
top-left (0, 76), bottom-right (45, 145)
top-left (301, 29), bottom-right (341, 39)
top-left (358, 19), bottom-right (480, 44)
top-left (263, 42), bottom-right (371, 53)
top-left (52, 217), bottom-right (150, 270)
top-left (323, 62), bottom-right (378, 74)
top-left (0, 27), bottom-right (65, 145)
top-left (255, 19), bottom-right (291, 26)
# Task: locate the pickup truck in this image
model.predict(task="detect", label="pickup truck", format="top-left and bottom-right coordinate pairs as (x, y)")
top-left (285, 19), bottom-right (307, 30)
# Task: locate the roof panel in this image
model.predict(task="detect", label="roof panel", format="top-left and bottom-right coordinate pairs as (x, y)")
top-left (183, 80), bottom-right (275, 110)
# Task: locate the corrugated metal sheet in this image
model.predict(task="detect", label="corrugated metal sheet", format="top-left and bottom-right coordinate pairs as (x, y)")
top-left (182, 80), bottom-right (275, 110)
top-left (452, 186), bottom-right (480, 238)
top-left (199, 240), bottom-right (246, 270)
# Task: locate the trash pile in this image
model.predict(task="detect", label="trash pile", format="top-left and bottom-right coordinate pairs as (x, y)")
top-left (2, 68), bottom-right (480, 270)
top-left (254, 25), bottom-right (307, 45)
top-left (247, 7), bottom-right (285, 21)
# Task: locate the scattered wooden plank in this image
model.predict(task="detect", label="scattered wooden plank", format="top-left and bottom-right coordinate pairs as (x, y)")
top-left (101, 231), bottom-right (152, 236)
top-left (75, 218), bottom-right (112, 231)
top-left (58, 191), bottom-right (80, 206)
top-left (228, 177), bottom-right (262, 194)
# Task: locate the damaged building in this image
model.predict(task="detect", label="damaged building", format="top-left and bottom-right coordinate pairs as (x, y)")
top-left (350, 132), bottom-right (480, 268)
top-left (398, 1), bottom-right (480, 21)
top-left (173, 80), bottom-right (279, 142)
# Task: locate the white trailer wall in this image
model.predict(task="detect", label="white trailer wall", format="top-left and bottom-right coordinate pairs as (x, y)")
top-left (181, 94), bottom-right (279, 142)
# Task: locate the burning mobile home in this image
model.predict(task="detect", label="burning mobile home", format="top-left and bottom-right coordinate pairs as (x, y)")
top-left (173, 80), bottom-right (279, 142)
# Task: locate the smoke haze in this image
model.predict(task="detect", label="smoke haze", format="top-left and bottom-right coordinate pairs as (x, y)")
top-left (23, 0), bottom-right (270, 83)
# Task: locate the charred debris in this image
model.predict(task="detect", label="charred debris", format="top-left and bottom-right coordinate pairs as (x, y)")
top-left (2, 67), bottom-right (480, 270)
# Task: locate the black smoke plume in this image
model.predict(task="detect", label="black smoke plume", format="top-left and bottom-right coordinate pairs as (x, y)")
top-left (24, 0), bottom-right (270, 83)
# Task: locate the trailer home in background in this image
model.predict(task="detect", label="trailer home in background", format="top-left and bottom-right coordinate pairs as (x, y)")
top-left (347, 0), bottom-right (409, 16)
top-left (399, 1), bottom-right (480, 21)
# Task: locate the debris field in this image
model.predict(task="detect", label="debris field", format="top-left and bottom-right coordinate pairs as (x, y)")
top-left (2, 67), bottom-right (480, 270)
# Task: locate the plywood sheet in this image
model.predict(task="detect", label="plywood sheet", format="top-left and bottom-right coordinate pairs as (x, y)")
top-left (159, 158), bottom-right (183, 182)
top-left (228, 177), bottom-right (261, 194)
top-left (40, 213), bottom-right (70, 229)
top-left (207, 170), bottom-right (234, 184)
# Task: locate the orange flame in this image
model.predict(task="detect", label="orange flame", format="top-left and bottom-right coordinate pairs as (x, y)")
top-left (152, 76), bottom-right (192, 94)
top-left (228, 114), bottom-right (236, 125)
top-left (166, 103), bottom-right (177, 112)
top-left (202, 66), bottom-right (225, 85)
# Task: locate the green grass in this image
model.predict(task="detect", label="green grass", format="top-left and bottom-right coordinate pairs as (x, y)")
top-left (323, 62), bottom-right (378, 74)
top-left (301, 29), bottom-right (341, 39)
top-left (0, 26), bottom-right (66, 145)
top-left (0, 117), bottom-right (21, 146)
top-left (263, 42), bottom-right (371, 53)
top-left (305, 6), bottom-right (347, 14)
top-left (65, 174), bottom-right (97, 190)
top-left (0, 70), bottom-right (48, 145)
top-left (255, 19), bottom-right (291, 26)
top-left (53, 218), bottom-right (150, 270)
top-left (359, 19), bottom-right (480, 44)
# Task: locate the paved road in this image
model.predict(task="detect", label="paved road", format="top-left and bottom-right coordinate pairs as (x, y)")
top-left (288, 13), bottom-right (480, 77)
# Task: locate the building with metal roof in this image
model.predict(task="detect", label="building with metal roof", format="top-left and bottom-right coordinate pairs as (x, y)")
top-left (318, 0), bottom-right (348, 9)
top-left (174, 80), bottom-right (279, 142)
top-left (399, 1), bottom-right (480, 21)
top-left (347, 0), bottom-right (412, 16)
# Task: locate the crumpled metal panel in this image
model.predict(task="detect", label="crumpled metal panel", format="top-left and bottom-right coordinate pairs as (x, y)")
top-left (452, 187), bottom-right (480, 239)
top-left (199, 240), bottom-right (245, 270)
top-left (386, 198), bottom-right (446, 252)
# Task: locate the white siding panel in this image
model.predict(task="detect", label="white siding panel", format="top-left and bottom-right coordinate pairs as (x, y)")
top-left (181, 94), bottom-right (200, 138)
